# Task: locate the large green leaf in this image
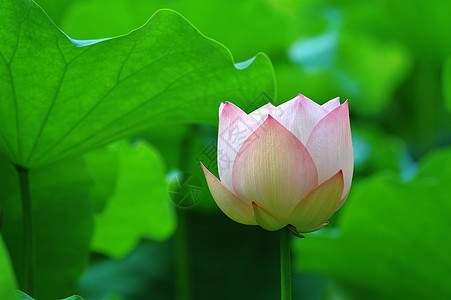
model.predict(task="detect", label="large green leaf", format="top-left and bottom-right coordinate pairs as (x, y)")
top-left (293, 147), bottom-right (451, 299)
top-left (0, 157), bottom-right (95, 299)
top-left (44, 0), bottom-right (297, 62)
top-left (56, 0), bottom-right (413, 112)
top-left (0, 235), bottom-right (18, 300)
top-left (0, 0), bottom-right (275, 169)
top-left (91, 140), bottom-right (176, 259)
top-left (28, 0), bottom-right (74, 25)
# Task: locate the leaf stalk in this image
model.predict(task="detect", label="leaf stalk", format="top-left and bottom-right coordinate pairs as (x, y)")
top-left (16, 166), bottom-right (34, 296)
top-left (280, 226), bottom-right (292, 300)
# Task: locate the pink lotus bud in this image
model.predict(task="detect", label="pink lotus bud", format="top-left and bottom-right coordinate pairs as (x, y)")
top-left (201, 94), bottom-right (353, 234)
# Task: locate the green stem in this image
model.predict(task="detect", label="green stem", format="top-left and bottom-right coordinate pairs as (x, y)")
top-left (173, 209), bottom-right (189, 300)
top-left (172, 125), bottom-right (197, 300)
top-left (280, 227), bottom-right (292, 300)
top-left (16, 166), bottom-right (34, 296)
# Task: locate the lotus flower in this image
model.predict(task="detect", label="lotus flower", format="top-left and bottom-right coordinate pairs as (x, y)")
top-left (200, 94), bottom-right (353, 235)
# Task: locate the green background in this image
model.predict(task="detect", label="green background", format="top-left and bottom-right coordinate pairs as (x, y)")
top-left (0, 0), bottom-right (450, 299)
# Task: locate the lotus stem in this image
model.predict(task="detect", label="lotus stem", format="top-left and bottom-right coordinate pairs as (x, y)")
top-left (280, 226), bottom-right (292, 300)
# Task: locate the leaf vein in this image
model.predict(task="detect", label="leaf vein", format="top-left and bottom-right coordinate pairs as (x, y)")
top-left (37, 86), bottom-right (245, 166)
top-left (31, 36), bottom-right (186, 163)
top-left (24, 38), bottom-right (69, 163)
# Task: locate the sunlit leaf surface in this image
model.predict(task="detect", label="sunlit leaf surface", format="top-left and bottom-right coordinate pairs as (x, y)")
top-left (0, 0), bottom-right (275, 169)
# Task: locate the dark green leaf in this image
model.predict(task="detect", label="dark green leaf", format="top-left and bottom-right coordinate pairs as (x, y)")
top-left (444, 56), bottom-right (451, 112)
top-left (78, 241), bottom-right (171, 299)
top-left (0, 156), bottom-right (95, 299)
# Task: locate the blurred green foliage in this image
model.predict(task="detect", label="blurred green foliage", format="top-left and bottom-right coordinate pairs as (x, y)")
top-left (0, 0), bottom-right (450, 299)
top-left (294, 146), bottom-right (451, 300)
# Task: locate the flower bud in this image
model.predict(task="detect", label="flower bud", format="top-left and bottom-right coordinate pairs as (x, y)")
top-left (201, 94), bottom-right (353, 234)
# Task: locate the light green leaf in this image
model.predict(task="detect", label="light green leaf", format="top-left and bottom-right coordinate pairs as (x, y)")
top-left (0, 0), bottom-right (275, 169)
top-left (83, 145), bottom-right (119, 212)
top-left (293, 147), bottom-right (451, 299)
top-left (91, 140), bottom-right (176, 259)
top-left (0, 157), bottom-right (95, 299)
top-left (0, 235), bottom-right (18, 300)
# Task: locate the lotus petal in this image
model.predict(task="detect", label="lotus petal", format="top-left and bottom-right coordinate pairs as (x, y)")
top-left (232, 115), bottom-right (318, 217)
top-left (306, 101), bottom-right (353, 199)
top-left (289, 171), bottom-right (344, 232)
top-left (201, 162), bottom-right (256, 225)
